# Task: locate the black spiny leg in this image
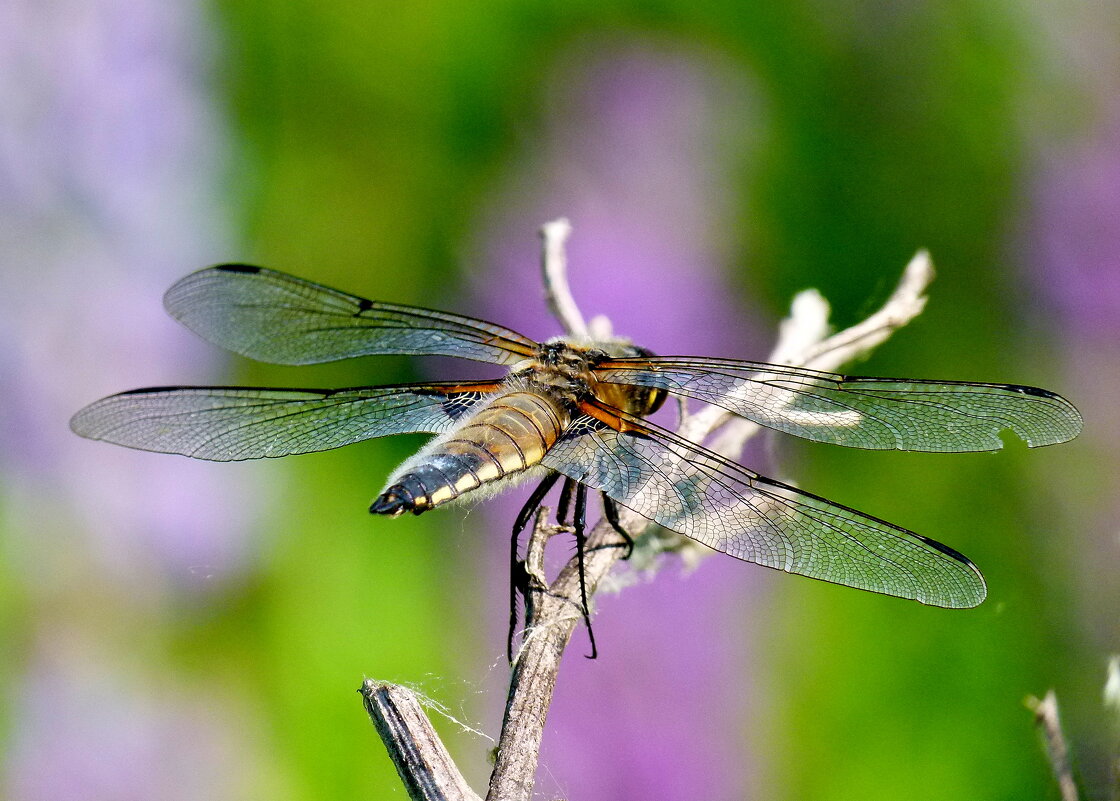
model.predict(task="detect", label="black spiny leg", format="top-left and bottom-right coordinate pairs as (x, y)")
top-left (508, 472), bottom-right (562, 663)
top-left (601, 494), bottom-right (634, 559)
top-left (572, 482), bottom-right (598, 660)
top-left (556, 477), bottom-right (575, 527)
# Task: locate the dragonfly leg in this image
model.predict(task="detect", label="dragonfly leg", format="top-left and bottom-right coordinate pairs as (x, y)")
top-left (601, 494), bottom-right (634, 559)
top-left (507, 471), bottom-right (562, 663)
top-left (556, 477), bottom-right (575, 527)
top-left (572, 482), bottom-right (598, 660)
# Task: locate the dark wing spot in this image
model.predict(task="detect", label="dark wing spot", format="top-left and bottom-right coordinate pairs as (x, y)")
top-left (213, 263), bottom-right (261, 274)
top-left (1006, 384), bottom-right (1052, 398)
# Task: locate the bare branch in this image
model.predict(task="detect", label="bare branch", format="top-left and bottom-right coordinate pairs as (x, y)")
top-left (662, 252), bottom-right (935, 563)
top-left (360, 680), bottom-right (482, 801)
top-left (800, 249), bottom-right (933, 371)
top-left (486, 239), bottom-right (938, 799)
top-left (539, 218), bottom-right (589, 339)
top-left (681, 250), bottom-right (933, 459)
top-left (1027, 690), bottom-right (1081, 801)
top-left (363, 229), bottom-right (939, 801)
top-left (489, 505), bottom-right (636, 801)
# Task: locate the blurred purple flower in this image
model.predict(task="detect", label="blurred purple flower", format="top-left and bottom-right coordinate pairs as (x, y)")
top-left (1024, 93), bottom-right (1120, 649)
top-left (1028, 105), bottom-right (1120, 340)
top-left (1, 2), bottom-right (260, 799)
top-left (476, 43), bottom-right (763, 354)
top-left (7, 638), bottom-right (255, 801)
top-left (473, 41), bottom-right (769, 800)
top-left (0, 0), bottom-right (259, 587)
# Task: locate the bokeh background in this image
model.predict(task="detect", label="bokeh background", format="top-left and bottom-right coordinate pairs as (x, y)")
top-left (2, 1), bottom-right (1117, 799)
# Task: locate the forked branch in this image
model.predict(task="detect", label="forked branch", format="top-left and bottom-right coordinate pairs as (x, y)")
top-left (362, 221), bottom-right (936, 801)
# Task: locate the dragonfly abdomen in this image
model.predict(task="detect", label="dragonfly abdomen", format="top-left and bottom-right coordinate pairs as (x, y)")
top-left (370, 391), bottom-right (569, 516)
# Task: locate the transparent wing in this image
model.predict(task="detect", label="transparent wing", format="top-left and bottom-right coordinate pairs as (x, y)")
top-left (70, 381), bottom-right (499, 461)
top-left (164, 264), bottom-right (539, 366)
top-left (596, 356), bottom-right (1082, 452)
top-left (542, 405), bottom-right (986, 607)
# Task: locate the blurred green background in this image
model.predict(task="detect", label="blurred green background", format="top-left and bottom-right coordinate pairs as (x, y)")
top-left (3, 1), bottom-right (1117, 799)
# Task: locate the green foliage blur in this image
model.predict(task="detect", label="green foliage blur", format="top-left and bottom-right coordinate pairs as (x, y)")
top-left (8, 0), bottom-right (1108, 798)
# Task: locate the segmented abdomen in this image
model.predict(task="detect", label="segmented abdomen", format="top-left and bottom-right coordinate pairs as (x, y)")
top-left (372, 391), bottom-right (569, 515)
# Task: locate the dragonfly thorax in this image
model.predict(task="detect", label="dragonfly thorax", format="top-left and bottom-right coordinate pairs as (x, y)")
top-left (520, 338), bottom-right (666, 417)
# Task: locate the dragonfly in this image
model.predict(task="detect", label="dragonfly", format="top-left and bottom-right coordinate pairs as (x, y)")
top-left (72, 265), bottom-right (1083, 655)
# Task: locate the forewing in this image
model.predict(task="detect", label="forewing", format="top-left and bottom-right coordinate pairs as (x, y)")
top-left (542, 409), bottom-right (986, 607)
top-left (70, 382), bottom-right (498, 461)
top-left (597, 357), bottom-right (1082, 452)
top-left (164, 265), bottom-right (538, 366)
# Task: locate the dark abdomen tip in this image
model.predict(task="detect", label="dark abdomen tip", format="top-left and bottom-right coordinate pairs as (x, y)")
top-left (370, 486), bottom-right (426, 517)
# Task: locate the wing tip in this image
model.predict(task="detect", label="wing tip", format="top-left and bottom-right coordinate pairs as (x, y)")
top-left (938, 576), bottom-right (987, 608)
top-left (69, 407), bottom-right (92, 438)
top-left (914, 572), bottom-right (986, 608)
top-left (70, 396), bottom-right (117, 440)
top-left (908, 531), bottom-right (987, 608)
top-left (1028, 409), bottom-right (1084, 449)
top-left (993, 384), bottom-right (1083, 448)
top-left (162, 263), bottom-right (264, 314)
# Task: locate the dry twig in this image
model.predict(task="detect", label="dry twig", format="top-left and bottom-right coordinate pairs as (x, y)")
top-left (1027, 690), bottom-right (1081, 801)
top-left (360, 680), bottom-right (482, 801)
